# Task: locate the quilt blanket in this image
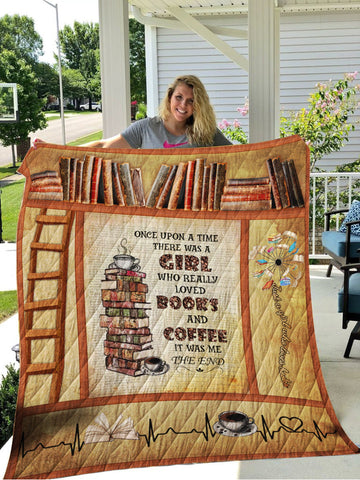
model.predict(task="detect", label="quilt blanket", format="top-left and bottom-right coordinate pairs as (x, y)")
top-left (5, 135), bottom-right (359, 478)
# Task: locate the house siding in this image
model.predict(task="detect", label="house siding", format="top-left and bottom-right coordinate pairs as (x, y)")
top-left (152, 11), bottom-right (360, 170)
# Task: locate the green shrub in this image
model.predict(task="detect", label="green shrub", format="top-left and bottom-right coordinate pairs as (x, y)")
top-left (0, 364), bottom-right (19, 448)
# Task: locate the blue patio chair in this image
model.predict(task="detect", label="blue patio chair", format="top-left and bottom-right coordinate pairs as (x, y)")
top-left (322, 205), bottom-right (360, 277)
top-left (338, 262), bottom-right (360, 357)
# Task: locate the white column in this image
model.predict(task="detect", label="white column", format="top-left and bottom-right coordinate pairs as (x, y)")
top-left (248, 0), bottom-right (280, 143)
top-left (98, 0), bottom-right (131, 138)
top-left (145, 24), bottom-right (159, 118)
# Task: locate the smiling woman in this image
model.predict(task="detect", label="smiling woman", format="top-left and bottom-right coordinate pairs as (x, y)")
top-left (83, 74), bottom-right (232, 150)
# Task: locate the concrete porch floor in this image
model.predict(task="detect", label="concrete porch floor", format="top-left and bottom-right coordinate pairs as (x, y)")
top-left (0, 242), bottom-right (359, 479)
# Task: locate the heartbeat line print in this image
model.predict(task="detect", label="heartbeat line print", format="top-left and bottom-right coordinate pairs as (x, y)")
top-left (19, 414), bottom-right (337, 458)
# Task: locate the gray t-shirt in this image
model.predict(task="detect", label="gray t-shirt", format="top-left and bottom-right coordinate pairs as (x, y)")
top-left (122, 116), bottom-right (232, 149)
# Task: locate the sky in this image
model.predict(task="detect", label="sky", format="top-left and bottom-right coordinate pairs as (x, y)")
top-left (0, 0), bottom-right (99, 64)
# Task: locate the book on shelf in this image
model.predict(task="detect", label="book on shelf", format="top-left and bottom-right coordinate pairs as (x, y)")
top-left (131, 167), bottom-right (146, 206)
top-left (146, 164), bottom-right (170, 208)
top-left (272, 157), bottom-right (290, 208)
top-left (221, 192), bottom-right (271, 202)
top-left (102, 159), bottom-right (114, 206)
top-left (29, 185), bottom-right (63, 193)
top-left (176, 165), bottom-right (188, 209)
top-left (213, 163), bottom-right (226, 210)
top-left (167, 162), bottom-right (187, 210)
top-left (207, 162), bottom-right (217, 211)
top-left (223, 184), bottom-right (271, 195)
top-left (30, 177), bottom-right (62, 188)
top-left (227, 176), bottom-right (270, 186)
top-left (287, 159), bottom-right (305, 207)
top-left (119, 163), bottom-right (136, 206)
top-left (266, 158), bottom-right (282, 210)
top-left (192, 158), bottom-right (205, 211)
top-left (30, 170), bottom-right (59, 181)
top-left (282, 160), bottom-right (297, 207)
top-left (112, 162), bottom-right (125, 206)
top-left (69, 157), bottom-right (78, 202)
top-left (184, 160), bottom-right (195, 211)
top-left (59, 156), bottom-right (71, 201)
top-left (155, 164), bottom-right (178, 209)
top-left (28, 191), bottom-right (63, 201)
top-left (81, 155), bottom-right (95, 204)
top-left (90, 157), bottom-right (103, 204)
top-left (220, 199), bottom-right (272, 211)
top-left (201, 165), bottom-right (210, 211)
top-left (75, 158), bottom-right (85, 203)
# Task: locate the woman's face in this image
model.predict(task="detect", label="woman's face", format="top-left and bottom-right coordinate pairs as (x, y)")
top-left (169, 83), bottom-right (194, 124)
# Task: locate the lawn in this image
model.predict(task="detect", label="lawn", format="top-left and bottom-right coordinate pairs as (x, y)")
top-left (0, 291), bottom-right (17, 325)
top-left (0, 163), bottom-right (21, 181)
top-left (67, 130), bottom-right (102, 146)
top-left (0, 179), bottom-right (25, 242)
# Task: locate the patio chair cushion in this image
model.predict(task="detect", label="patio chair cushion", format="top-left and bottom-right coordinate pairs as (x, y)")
top-left (339, 200), bottom-right (360, 235)
top-left (338, 272), bottom-right (360, 313)
top-left (322, 230), bottom-right (360, 258)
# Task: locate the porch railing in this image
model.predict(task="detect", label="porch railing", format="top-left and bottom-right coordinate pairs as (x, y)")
top-left (309, 172), bottom-right (360, 259)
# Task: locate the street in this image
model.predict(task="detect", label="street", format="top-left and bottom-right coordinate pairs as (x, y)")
top-left (0, 113), bottom-right (103, 166)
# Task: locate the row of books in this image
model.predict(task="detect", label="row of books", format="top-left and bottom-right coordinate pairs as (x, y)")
top-left (28, 155), bottom-right (304, 211)
top-left (266, 157), bottom-right (304, 209)
top-left (147, 159), bottom-right (226, 210)
top-left (220, 158), bottom-right (304, 211)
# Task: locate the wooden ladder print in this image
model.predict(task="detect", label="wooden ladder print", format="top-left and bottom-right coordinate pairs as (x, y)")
top-left (24, 208), bottom-right (75, 404)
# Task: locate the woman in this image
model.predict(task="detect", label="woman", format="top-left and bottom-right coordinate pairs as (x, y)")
top-left (84, 74), bottom-right (231, 149)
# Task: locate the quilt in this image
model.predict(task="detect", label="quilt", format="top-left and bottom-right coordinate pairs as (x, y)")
top-left (5, 135), bottom-right (359, 479)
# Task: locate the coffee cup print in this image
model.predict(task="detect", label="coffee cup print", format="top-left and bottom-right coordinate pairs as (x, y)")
top-left (144, 357), bottom-right (164, 372)
top-left (113, 254), bottom-right (140, 271)
top-left (143, 356), bottom-right (169, 376)
top-left (214, 410), bottom-right (257, 437)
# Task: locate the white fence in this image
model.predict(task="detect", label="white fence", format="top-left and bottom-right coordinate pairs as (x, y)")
top-left (309, 172), bottom-right (360, 258)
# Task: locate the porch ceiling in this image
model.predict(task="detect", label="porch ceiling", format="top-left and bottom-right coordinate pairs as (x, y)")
top-left (129, 0), bottom-right (360, 17)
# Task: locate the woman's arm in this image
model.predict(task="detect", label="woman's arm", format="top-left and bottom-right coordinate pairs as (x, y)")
top-left (33, 133), bottom-right (133, 149)
top-left (82, 133), bottom-right (132, 149)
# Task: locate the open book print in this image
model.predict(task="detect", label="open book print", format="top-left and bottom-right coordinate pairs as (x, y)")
top-left (84, 412), bottom-right (139, 443)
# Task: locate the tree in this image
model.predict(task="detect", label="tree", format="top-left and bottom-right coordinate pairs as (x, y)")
top-left (0, 14), bottom-right (43, 66)
top-left (0, 50), bottom-right (47, 162)
top-left (129, 18), bottom-right (146, 103)
top-left (62, 68), bottom-right (87, 109)
top-left (34, 62), bottom-right (60, 103)
top-left (59, 22), bottom-right (100, 108)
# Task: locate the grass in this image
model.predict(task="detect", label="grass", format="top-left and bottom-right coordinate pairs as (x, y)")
top-left (0, 163), bottom-right (21, 181)
top-left (0, 179), bottom-right (25, 242)
top-left (67, 130), bottom-right (103, 146)
top-left (0, 291), bottom-right (17, 325)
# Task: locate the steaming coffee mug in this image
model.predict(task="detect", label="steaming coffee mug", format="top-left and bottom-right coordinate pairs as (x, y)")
top-left (113, 254), bottom-right (140, 271)
top-left (218, 411), bottom-right (254, 432)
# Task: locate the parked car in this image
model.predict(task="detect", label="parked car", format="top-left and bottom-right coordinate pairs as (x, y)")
top-left (80, 102), bottom-right (102, 112)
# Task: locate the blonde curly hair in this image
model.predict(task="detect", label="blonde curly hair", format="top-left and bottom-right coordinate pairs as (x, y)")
top-left (158, 75), bottom-right (217, 146)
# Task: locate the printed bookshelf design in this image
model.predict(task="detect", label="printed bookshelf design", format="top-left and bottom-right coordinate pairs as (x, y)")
top-left (27, 155), bottom-right (304, 211)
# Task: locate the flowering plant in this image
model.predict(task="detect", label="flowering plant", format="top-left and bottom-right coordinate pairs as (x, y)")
top-left (219, 73), bottom-right (360, 170)
top-left (218, 100), bottom-right (249, 145)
